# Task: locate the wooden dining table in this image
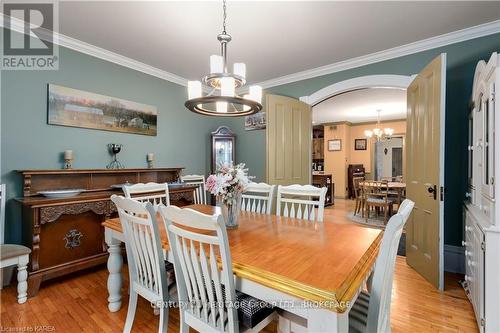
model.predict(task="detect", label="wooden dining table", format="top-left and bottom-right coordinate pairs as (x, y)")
top-left (102, 204), bottom-right (382, 332)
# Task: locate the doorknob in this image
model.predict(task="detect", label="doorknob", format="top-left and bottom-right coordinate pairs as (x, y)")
top-left (427, 185), bottom-right (437, 200)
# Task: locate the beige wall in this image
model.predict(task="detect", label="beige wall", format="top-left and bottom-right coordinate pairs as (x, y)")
top-left (324, 123), bottom-right (350, 198)
top-left (323, 120), bottom-right (406, 197)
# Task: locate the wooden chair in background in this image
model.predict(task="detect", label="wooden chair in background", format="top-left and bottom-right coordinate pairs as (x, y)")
top-left (180, 174), bottom-right (207, 205)
top-left (276, 184), bottom-right (327, 222)
top-left (362, 181), bottom-right (394, 224)
top-left (0, 184), bottom-right (31, 304)
top-left (349, 199), bottom-right (415, 333)
top-left (241, 182), bottom-right (276, 214)
top-left (352, 177), bottom-right (365, 216)
top-left (159, 205), bottom-right (276, 332)
top-left (123, 182), bottom-right (170, 210)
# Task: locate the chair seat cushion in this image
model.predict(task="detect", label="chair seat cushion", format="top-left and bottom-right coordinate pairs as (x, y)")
top-left (0, 244), bottom-right (31, 261)
top-left (366, 198), bottom-right (393, 204)
top-left (235, 290), bottom-right (274, 329)
top-left (349, 290), bottom-right (370, 333)
top-left (212, 282), bottom-right (275, 329)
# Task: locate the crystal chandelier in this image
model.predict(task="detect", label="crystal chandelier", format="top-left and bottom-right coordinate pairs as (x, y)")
top-left (364, 110), bottom-right (394, 142)
top-left (185, 0), bottom-right (262, 117)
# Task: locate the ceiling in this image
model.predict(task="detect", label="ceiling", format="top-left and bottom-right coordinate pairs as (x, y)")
top-left (312, 88), bottom-right (407, 124)
top-left (55, 1), bottom-right (500, 85)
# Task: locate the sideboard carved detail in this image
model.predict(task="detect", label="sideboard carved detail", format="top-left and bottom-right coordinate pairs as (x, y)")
top-left (40, 201), bottom-right (111, 224)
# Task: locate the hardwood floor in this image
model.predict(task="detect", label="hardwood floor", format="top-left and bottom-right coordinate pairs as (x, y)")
top-left (1, 199), bottom-right (477, 333)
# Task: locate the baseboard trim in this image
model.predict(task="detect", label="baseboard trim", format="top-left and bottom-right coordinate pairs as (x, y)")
top-left (444, 245), bottom-right (465, 274)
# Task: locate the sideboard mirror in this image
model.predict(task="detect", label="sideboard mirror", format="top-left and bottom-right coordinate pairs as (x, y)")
top-left (211, 126), bottom-right (236, 172)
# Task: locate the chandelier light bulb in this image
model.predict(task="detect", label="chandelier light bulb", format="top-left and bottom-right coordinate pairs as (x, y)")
top-left (220, 77), bottom-right (235, 97)
top-left (233, 63), bottom-right (246, 78)
top-left (364, 130), bottom-right (373, 138)
top-left (373, 128), bottom-right (381, 136)
top-left (188, 81), bottom-right (202, 100)
top-left (210, 55), bottom-right (224, 74)
top-left (384, 128), bottom-right (394, 136)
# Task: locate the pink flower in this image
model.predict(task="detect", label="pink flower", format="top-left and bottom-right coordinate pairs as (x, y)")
top-left (205, 175), bottom-right (218, 193)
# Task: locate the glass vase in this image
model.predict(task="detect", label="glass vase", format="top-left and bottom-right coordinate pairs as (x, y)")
top-left (221, 193), bottom-right (242, 229)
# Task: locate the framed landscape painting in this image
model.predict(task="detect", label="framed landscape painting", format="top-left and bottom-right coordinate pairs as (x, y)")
top-left (355, 138), bottom-right (367, 150)
top-left (47, 84), bottom-right (158, 136)
top-left (245, 111), bottom-right (266, 130)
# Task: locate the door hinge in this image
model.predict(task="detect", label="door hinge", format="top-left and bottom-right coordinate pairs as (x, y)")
top-left (440, 186), bottom-right (445, 201)
top-left (481, 241), bottom-right (486, 252)
top-left (481, 318), bottom-right (485, 327)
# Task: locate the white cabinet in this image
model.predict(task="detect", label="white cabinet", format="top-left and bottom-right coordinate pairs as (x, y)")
top-left (465, 52), bottom-right (500, 333)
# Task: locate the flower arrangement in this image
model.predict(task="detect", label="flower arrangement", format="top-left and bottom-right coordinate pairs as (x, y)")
top-left (205, 162), bottom-right (251, 205)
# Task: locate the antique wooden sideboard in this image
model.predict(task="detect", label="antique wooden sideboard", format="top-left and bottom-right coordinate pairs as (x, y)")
top-left (16, 168), bottom-right (197, 297)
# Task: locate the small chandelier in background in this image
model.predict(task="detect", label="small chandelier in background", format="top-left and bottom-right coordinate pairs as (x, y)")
top-left (364, 110), bottom-right (394, 142)
top-left (185, 0), bottom-right (262, 117)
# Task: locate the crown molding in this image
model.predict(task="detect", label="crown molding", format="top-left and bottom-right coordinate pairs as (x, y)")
top-left (1, 14), bottom-right (189, 87)
top-left (3, 13), bottom-right (500, 91)
top-left (253, 19), bottom-right (500, 90)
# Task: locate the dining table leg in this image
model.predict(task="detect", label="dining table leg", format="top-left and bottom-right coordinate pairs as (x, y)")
top-left (307, 308), bottom-right (348, 332)
top-left (105, 229), bottom-right (124, 312)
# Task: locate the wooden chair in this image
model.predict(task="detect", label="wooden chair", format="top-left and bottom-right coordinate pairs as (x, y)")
top-left (241, 182), bottom-right (275, 214)
top-left (352, 177), bottom-right (365, 216)
top-left (0, 184), bottom-right (31, 304)
top-left (362, 181), bottom-right (394, 225)
top-left (111, 195), bottom-right (175, 333)
top-left (180, 174), bottom-right (207, 205)
top-left (349, 199), bottom-right (415, 333)
top-left (159, 205), bottom-right (276, 332)
top-left (123, 182), bottom-right (170, 210)
top-left (276, 184), bottom-right (327, 222)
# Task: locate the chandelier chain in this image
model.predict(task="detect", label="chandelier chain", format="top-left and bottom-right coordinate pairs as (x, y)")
top-left (222, 0), bottom-right (227, 33)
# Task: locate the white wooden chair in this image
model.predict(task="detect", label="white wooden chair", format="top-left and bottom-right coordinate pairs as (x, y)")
top-left (111, 195), bottom-right (175, 333)
top-left (241, 182), bottom-right (275, 214)
top-left (276, 184), bottom-right (327, 222)
top-left (181, 174), bottom-right (207, 205)
top-left (349, 199), bottom-right (415, 333)
top-left (0, 184), bottom-right (31, 304)
top-left (159, 205), bottom-right (276, 332)
top-left (123, 182), bottom-right (170, 210)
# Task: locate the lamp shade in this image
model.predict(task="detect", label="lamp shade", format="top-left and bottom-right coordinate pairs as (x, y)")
top-left (188, 81), bottom-right (202, 99)
top-left (210, 55), bottom-right (224, 73)
top-left (233, 63), bottom-right (246, 78)
top-left (220, 77), bottom-right (235, 97)
top-left (249, 85), bottom-right (262, 103)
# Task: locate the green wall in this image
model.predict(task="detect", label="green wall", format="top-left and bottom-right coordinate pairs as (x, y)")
top-left (2, 29), bottom-right (500, 248)
top-left (1, 32), bottom-right (232, 243)
top-left (230, 33), bottom-right (500, 246)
